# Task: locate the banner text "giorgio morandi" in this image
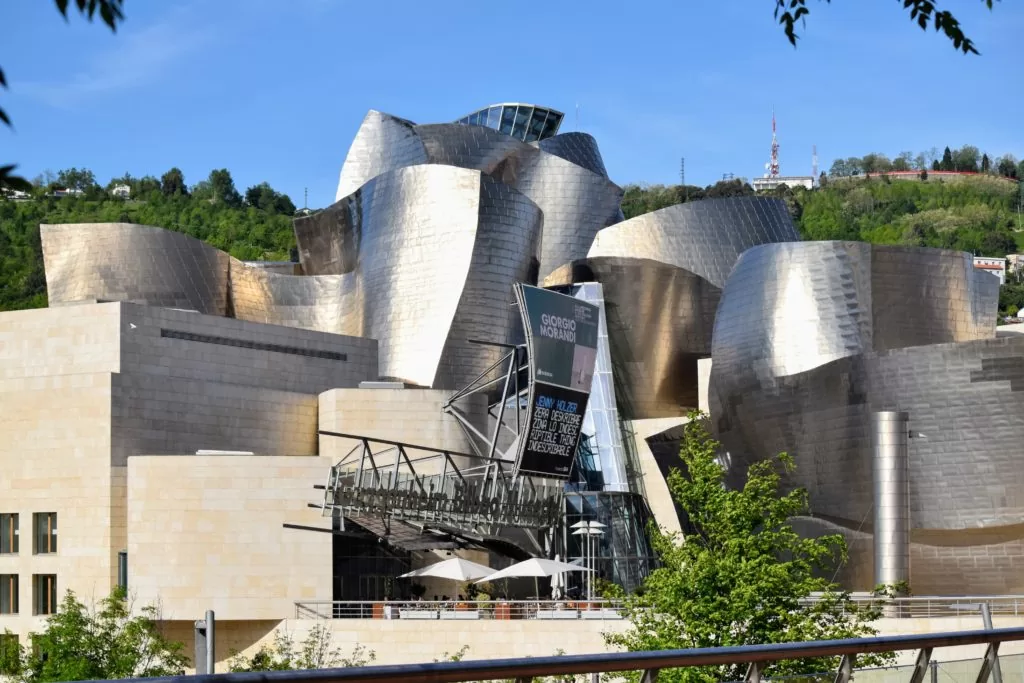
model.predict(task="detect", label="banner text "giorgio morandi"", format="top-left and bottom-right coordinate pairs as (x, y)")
top-left (539, 313), bottom-right (576, 343)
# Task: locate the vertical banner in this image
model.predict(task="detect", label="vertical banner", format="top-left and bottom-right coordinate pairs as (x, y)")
top-left (513, 284), bottom-right (600, 479)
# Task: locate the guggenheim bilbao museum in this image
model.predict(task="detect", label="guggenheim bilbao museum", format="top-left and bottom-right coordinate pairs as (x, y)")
top-left (0, 101), bottom-right (1022, 647)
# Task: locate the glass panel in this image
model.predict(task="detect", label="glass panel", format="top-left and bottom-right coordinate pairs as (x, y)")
top-left (525, 110), bottom-right (548, 142)
top-left (512, 106), bottom-right (533, 140)
top-left (540, 113), bottom-right (561, 140)
top-left (486, 106), bottom-right (501, 128)
top-left (33, 575), bottom-right (56, 615)
top-left (33, 513), bottom-right (56, 554)
top-left (0, 514), bottom-right (16, 554)
top-left (0, 575), bottom-right (16, 614)
top-left (499, 106), bottom-right (516, 135)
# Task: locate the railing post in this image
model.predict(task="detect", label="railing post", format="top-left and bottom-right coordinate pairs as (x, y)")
top-left (976, 642), bottom-right (1000, 683)
top-left (833, 654), bottom-right (854, 683)
top-left (514, 678), bottom-right (531, 683)
top-left (930, 660), bottom-right (939, 683)
top-left (980, 603), bottom-right (1003, 683)
top-left (908, 647), bottom-right (933, 683)
top-left (745, 661), bottom-right (762, 683)
top-left (640, 669), bottom-right (659, 683)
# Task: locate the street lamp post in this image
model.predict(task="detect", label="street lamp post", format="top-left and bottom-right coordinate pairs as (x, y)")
top-left (571, 520), bottom-right (606, 600)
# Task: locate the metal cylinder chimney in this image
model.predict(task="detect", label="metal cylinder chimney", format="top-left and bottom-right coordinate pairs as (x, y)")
top-left (872, 411), bottom-right (910, 591)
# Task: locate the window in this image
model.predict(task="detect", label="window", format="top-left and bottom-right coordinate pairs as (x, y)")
top-left (33, 513), bottom-right (56, 554)
top-left (0, 633), bottom-right (18, 675)
top-left (0, 575), bottom-right (16, 614)
top-left (0, 514), bottom-right (16, 554)
top-left (33, 575), bottom-right (56, 616)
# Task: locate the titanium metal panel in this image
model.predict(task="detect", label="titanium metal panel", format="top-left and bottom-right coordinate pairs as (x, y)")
top-left (534, 132), bottom-right (610, 178)
top-left (546, 257), bottom-right (719, 419)
top-left (330, 110), bottom-right (622, 282)
top-left (708, 241), bottom-right (1011, 594)
top-left (294, 165), bottom-right (543, 389)
top-left (41, 223), bottom-right (231, 315)
top-left (587, 197), bottom-right (800, 289)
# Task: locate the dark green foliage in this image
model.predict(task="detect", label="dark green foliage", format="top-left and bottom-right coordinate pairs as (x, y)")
top-left (774, 0), bottom-right (993, 55)
top-left (2, 588), bottom-right (187, 682)
top-left (0, 170), bottom-right (299, 312)
top-left (607, 414), bottom-right (895, 683)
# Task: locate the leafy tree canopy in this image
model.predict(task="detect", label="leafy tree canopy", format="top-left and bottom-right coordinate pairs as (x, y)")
top-left (606, 413), bottom-right (895, 683)
top-left (227, 625), bottom-right (374, 672)
top-left (1, 588), bottom-right (187, 683)
top-left (775, 0), bottom-right (995, 54)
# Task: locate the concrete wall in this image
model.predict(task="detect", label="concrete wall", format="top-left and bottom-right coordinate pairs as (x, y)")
top-left (0, 302), bottom-right (380, 644)
top-left (127, 455), bottom-right (334, 621)
top-left (163, 614), bottom-right (1024, 673)
top-left (319, 388), bottom-right (485, 470)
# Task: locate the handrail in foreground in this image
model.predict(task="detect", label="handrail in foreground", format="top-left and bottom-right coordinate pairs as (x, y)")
top-left (79, 627), bottom-right (1024, 683)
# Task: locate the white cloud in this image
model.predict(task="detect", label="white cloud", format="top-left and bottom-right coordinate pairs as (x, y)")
top-left (19, 5), bottom-right (213, 108)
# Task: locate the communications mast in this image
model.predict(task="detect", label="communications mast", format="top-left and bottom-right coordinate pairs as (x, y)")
top-left (766, 108), bottom-right (780, 178)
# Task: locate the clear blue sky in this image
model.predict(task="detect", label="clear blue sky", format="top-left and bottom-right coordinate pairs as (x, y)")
top-left (1, 0), bottom-right (1020, 207)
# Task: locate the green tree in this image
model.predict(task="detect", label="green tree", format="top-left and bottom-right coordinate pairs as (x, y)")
top-left (982, 153), bottom-right (991, 173)
top-left (245, 182), bottom-right (296, 215)
top-left (953, 145), bottom-right (980, 172)
top-left (774, 0), bottom-right (994, 54)
top-left (55, 168), bottom-right (96, 192)
top-left (997, 155), bottom-right (1018, 179)
top-left (2, 588), bottom-right (187, 683)
top-left (227, 625), bottom-right (374, 672)
top-left (940, 146), bottom-right (954, 171)
top-left (208, 169), bottom-right (242, 207)
top-left (160, 167), bottom-right (188, 197)
top-left (606, 413), bottom-right (893, 683)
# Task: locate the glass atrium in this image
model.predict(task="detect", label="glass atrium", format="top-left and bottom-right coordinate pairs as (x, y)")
top-left (455, 103), bottom-right (564, 142)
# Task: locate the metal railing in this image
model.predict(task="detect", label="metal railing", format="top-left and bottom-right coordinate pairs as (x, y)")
top-left (82, 627), bottom-right (1024, 683)
top-left (802, 595), bottom-right (1024, 619)
top-left (294, 599), bottom-right (625, 620)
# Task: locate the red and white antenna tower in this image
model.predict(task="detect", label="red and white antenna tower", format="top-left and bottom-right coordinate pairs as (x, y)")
top-left (767, 108), bottom-right (780, 178)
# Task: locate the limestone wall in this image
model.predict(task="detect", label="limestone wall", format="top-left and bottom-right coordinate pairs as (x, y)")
top-left (127, 455), bottom-right (334, 621)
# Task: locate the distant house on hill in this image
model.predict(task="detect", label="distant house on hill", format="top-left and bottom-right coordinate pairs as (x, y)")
top-left (51, 188), bottom-right (84, 198)
top-left (111, 184), bottom-right (131, 199)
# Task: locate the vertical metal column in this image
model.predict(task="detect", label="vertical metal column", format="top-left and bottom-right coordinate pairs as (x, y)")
top-left (194, 610), bottom-right (215, 675)
top-left (872, 411), bottom-right (910, 592)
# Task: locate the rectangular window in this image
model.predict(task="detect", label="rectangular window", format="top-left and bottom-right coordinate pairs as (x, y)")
top-left (32, 575), bottom-right (56, 616)
top-left (0, 514), bottom-right (16, 554)
top-left (0, 633), bottom-right (18, 675)
top-left (0, 575), bottom-right (17, 614)
top-left (33, 513), bottom-right (56, 555)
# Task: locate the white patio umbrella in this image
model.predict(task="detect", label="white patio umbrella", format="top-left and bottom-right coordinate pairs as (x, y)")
top-left (476, 557), bottom-right (592, 598)
top-left (475, 557), bottom-right (591, 582)
top-left (398, 558), bottom-right (493, 601)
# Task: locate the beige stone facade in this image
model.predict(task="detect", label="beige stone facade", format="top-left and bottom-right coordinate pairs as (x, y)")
top-left (0, 303), bottom-right (377, 644)
top-left (127, 455), bottom-right (334, 621)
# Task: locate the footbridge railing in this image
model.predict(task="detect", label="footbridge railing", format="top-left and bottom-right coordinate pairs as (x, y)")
top-left (78, 627), bottom-right (1024, 683)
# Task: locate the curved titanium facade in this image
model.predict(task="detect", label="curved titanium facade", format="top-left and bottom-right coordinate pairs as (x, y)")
top-left (587, 197), bottom-right (800, 288)
top-left (333, 110), bottom-right (622, 281)
top-left (546, 257), bottom-right (719, 418)
top-left (41, 223), bottom-right (231, 315)
top-left (544, 197), bottom-right (799, 419)
top-left (709, 241), bottom-right (1012, 594)
top-left (294, 165), bottom-right (543, 389)
top-left (455, 103), bottom-right (563, 142)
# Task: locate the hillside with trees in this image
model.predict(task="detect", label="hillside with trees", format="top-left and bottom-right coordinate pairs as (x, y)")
top-left (0, 168), bottom-right (299, 311)
top-left (3, 148), bottom-right (1024, 314)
